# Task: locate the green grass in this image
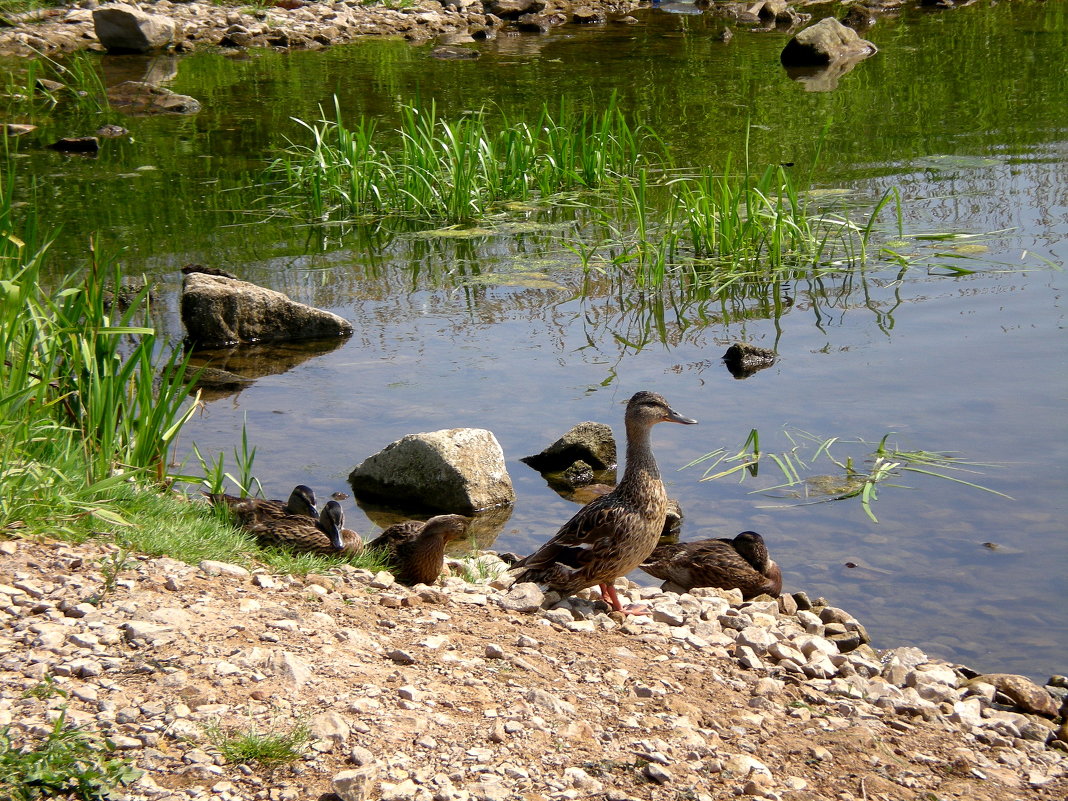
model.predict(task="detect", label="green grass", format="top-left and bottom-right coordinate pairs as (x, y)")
top-left (0, 168), bottom-right (200, 533)
top-left (204, 718), bottom-right (310, 769)
top-left (0, 49), bottom-right (110, 118)
top-left (0, 711), bottom-right (142, 801)
top-left (0, 0), bottom-right (55, 20)
top-left (0, 168), bottom-right (389, 576)
top-left (269, 94), bottom-right (661, 225)
top-left (11, 484), bottom-right (391, 576)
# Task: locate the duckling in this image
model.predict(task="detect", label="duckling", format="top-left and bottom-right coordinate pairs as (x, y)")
top-left (208, 484), bottom-right (317, 526)
top-left (249, 500), bottom-right (363, 555)
top-left (511, 391), bottom-right (697, 614)
top-left (366, 514), bottom-right (470, 586)
top-left (640, 531), bottom-right (782, 599)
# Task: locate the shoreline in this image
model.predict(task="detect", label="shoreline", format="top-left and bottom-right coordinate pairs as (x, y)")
top-left (0, 0), bottom-right (648, 58)
top-left (1, 532), bottom-right (1065, 800)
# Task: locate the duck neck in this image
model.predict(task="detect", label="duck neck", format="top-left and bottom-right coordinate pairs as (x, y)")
top-left (621, 421), bottom-right (659, 485)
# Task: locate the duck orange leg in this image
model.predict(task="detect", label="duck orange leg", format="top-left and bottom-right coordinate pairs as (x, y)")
top-left (599, 582), bottom-right (649, 616)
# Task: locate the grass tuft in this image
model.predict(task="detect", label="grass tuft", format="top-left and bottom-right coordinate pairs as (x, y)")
top-left (269, 94), bottom-right (660, 225)
top-left (204, 718), bottom-right (310, 770)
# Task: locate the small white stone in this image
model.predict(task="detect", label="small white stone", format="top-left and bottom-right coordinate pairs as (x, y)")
top-left (198, 560), bottom-right (249, 577)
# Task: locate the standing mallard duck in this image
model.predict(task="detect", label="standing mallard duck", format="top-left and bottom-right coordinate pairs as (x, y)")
top-left (367, 514), bottom-right (470, 586)
top-left (640, 531), bottom-right (782, 599)
top-left (249, 500), bottom-right (363, 555)
top-left (511, 391), bottom-right (697, 614)
top-left (208, 484), bottom-right (318, 526)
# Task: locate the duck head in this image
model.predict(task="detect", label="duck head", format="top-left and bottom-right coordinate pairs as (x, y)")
top-left (320, 501), bottom-right (346, 550)
top-left (627, 391), bottom-right (698, 426)
top-left (421, 514), bottom-right (470, 545)
top-left (287, 484), bottom-right (318, 517)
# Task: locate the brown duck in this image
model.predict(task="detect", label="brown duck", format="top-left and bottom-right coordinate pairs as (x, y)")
top-left (208, 484), bottom-right (318, 526)
top-left (511, 391), bottom-right (697, 614)
top-left (640, 531), bottom-right (782, 599)
top-left (248, 500), bottom-right (363, 555)
top-left (366, 514), bottom-right (470, 586)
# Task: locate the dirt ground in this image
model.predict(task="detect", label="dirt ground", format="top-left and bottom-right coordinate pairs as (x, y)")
top-left (0, 535), bottom-right (1065, 801)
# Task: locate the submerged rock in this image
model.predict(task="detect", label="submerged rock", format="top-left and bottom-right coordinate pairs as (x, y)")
top-left (106, 81), bottom-right (201, 115)
top-left (47, 136), bottom-right (99, 154)
top-left (521, 421), bottom-right (616, 472)
top-left (723, 342), bottom-right (777, 378)
top-left (3, 123), bottom-right (38, 137)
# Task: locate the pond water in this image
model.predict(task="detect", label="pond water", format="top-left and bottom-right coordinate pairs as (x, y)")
top-left (4, 2), bottom-right (1066, 681)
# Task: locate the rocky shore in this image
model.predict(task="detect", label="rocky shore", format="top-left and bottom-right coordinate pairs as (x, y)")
top-left (1, 533), bottom-right (1065, 801)
top-left (0, 0), bottom-right (646, 58)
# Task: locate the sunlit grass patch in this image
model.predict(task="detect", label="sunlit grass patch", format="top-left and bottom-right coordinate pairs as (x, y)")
top-left (256, 541), bottom-right (392, 576)
top-left (203, 718), bottom-right (310, 770)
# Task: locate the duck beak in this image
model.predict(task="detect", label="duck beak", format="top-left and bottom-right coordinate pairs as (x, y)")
top-left (665, 406), bottom-right (697, 425)
top-left (329, 527), bottom-right (345, 550)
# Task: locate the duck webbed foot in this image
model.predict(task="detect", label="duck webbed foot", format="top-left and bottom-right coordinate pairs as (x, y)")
top-left (598, 582), bottom-right (649, 616)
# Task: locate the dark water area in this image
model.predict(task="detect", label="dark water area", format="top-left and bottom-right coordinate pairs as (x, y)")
top-left (3, 2), bottom-right (1066, 680)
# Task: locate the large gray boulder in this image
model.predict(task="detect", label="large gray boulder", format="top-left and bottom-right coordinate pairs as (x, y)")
top-left (780, 17), bottom-right (877, 67)
top-left (93, 4), bottom-right (176, 53)
top-left (181, 272), bottom-right (353, 348)
top-left (349, 428), bottom-right (516, 514)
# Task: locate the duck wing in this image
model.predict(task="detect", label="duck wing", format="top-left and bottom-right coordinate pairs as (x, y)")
top-left (366, 520), bottom-right (423, 555)
top-left (207, 493), bottom-right (285, 526)
top-left (639, 538), bottom-right (747, 589)
top-left (512, 493), bottom-right (634, 575)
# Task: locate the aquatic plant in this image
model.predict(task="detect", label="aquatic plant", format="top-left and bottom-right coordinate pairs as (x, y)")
top-left (270, 95), bottom-right (661, 225)
top-left (686, 428), bottom-right (1010, 523)
top-left (0, 48), bottom-right (109, 118)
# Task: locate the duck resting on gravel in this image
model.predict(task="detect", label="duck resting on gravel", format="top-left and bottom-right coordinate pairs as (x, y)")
top-left (248, 500), bottom-right (363, 555)
top-left (640, 530), bottom-right (782, 599)
top-left (366, 514), bottom-right (470, 586)
top-left (207, 484), bottom-right (318, 526)
top-left (510, 391), bottom-right (697, 615)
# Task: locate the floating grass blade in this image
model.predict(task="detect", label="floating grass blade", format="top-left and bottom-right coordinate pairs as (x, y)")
top-left (688, 428), bottom-right (1009, 522)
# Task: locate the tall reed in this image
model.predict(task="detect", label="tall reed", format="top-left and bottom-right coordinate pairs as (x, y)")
top-left (0, 169), bottom-right (199, 528)
top-left (270, 95), bottom-right (661, 225)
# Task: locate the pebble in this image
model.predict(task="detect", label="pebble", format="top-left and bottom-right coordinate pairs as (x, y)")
top-left (198, 560), bottom-right (249, 578)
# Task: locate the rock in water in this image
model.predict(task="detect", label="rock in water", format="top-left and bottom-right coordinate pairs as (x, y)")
top-left (180, 272), bottom-right (353, 347)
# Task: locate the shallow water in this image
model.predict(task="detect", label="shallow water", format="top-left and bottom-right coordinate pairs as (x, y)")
top-left (5, 2), bottom-right (1066, 680)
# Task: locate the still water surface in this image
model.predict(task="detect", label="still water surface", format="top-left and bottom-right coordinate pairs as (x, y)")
top-left (7, 2), bottom-right (1066, 679)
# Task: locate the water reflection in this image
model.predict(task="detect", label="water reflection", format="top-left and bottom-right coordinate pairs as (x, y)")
top-left (188, 337), bottom-right (351, 398)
